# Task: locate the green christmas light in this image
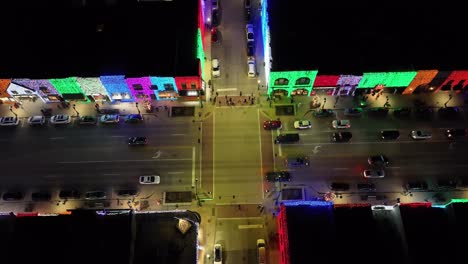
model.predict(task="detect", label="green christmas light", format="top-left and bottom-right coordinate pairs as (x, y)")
top-left (49, 77), bottom-right (85, 95)
top-left (196, 28), bottom-right (205, 78)
top-left (358, 71), bottom-right (417, 88)
top-left (268, 70), bottom-right (318, 97)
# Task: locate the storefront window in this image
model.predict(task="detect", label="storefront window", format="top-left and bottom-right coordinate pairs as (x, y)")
top-left (133, 84), bottom-right (144, 91)
top-left (150, 85), bottom-right (158, 90)
top-left (164, 84), bottom-right (175, 91)
top-left (274, 78), bottom-right (289, 85)
top-left (295, 77), bottom-right (310, 85)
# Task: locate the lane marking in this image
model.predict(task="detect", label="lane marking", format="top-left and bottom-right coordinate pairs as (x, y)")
top-left (297, 139), bottom-right (450, 146)
top-left (333, 167), bottom-right (349, 170)
top-left (57, 158), bottom-right (191, 164)
top-left (49, 137), bottom-right (65, 140)
top-left (387, 166), bottom-right (401, 169)
top-left (171, 134), bottom-right (186, 136)
top-left (216, 88), bottom-right (237, 91)
top-left (192, 146), bottom-right (196, 187)
top-left (103, 173), bottom-right (120, 176)
top-left (168, 171), bottom-right (184, 175)
top-left (152, 150), bottom-right (162, 159)
top-left (111, 135), bottom-right (126, 138)
top-left (213, 111), bottom-right (216, 196)
top-left (257, 109), bottom-right (264, 195)
top-left (199, 122), bottom-right (203, 188)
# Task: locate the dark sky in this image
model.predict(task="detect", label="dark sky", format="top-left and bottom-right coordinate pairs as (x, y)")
top-left (269, 1), bottom-right (468, 74)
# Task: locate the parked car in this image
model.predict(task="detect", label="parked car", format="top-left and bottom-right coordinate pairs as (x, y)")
top-left (445, 128), bottom-right (467, 139)
top-left (437, 179), bottom-right (457, 190)
top-left (381, 130), bottom-right (400, 140)
top-left (0, 116), bottom-right (20, 126)
top-left (50, 115), bottom-right (71, 125)
top-left (139, 175), bottom-right (160, 185)
top-left (116, 189), bottom-right (139, 197)
top-left (285, 156), bottom-right (309, 167)
top-left (293, 120), bottom-right (311, 129)
top-left (212, 0), bottom-right (219, 10)
top-left (2, 191), bottom-right (24, 201)
top-left (344, 107), bottom-right (362, 117)
top-left (211, 27), bottom-right (219, 43)
top-left (368, 107), bottom-right (389, 117)
top-left (85, 191), bottom-right (107, 200)
top-left (263, 120), bottom-right (282, 130)
top-left (363, 169), bottom-right (385, 179)
top-left (78, 115), bottom-right (97, 125)
top-left (59, 189), bottom-right (81, 199)
top-left (414, 107), bottom-right (433, 119)
top-left (357, 183), bottom-right (376, 191)
top-left (128, 137), bottom-right (147, 146)
top-left (332, 119), bottom-right (351, 129)
top-left (368, 155), bottom-right (389, 166)
top-left (31, 191), bottom-right (52, 201)
top-left (410, 130), bottom-right (432, 140)
top-left (28, 115), bottom-right (46, 126)
top-left (438, 107), bottom-right (460, 118)
top-left (214, 244), bottom-right (223, 264)
top-left (274, 133), bottom-right (300, 144)
top-left (248, 58), bottom-right (256, 78)
top-left (330, 182), bottom-right (350, 192)
top-left (313, 109), bottom-right (334, 117)
top-left (331, 132), bottom-right (352, 142)
top-left (246, 24), bottom-right (254, 42)
top-left (125, 114), bottom-right (143, 123)
top-left (405, 181), bottom-right (428, 191)
top-left (247, 41), bottom-right (255, 57)
top-left (100, 114), bottom-right (120, 124)
top-left (212, 58), bottom-right (221, 78)
top-left (266, 171), bottom-right (291, 182)
top-left (244, 0), bottom-right (251, 9)
top-left (211, 9), bottom-right (219, 27)
top-left (393, 107), bottom-right (412, 117)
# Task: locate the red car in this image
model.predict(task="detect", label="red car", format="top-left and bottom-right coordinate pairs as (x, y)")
top-left (211, 27), bottom-right (219, 43)
top-left (263, 120), bottom-right (282, 130)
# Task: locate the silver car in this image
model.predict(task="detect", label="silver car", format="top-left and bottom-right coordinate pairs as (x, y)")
top-left (363, 169), bottom-right (385, 179)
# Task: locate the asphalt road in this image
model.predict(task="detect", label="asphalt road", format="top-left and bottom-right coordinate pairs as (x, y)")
top-left (0, 116), bottom-right (198, 198)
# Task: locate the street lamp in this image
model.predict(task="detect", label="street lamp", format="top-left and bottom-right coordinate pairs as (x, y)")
top-left (135, 102), bottom-right (141, 114)
top-left (198, 90), bottom-right (203, 109)
top-left (9, 106), bottom-right (17, 118)
top-left (72, 104), bottom-right (79, 117)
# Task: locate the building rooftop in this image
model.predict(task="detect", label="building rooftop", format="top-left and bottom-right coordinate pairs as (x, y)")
top-left (0, 0), bottom-right (199, 79)
top-left (268, 2), bottom-right (468, 74)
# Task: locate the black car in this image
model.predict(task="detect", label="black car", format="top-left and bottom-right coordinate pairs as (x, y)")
top-left (59, 189), bottom-right (81, 199)
top-left (247, 42), bottom-right (255, 57)
top-left (357, 183), bottom-right (376, 191)
top-left (331, 132), bottom-right (352, 142)
top-left (128, 137), bottom-right (147, 146)
top-left (437, 179), bottom-right (457, 189)
top-left (211, 9), bottom-right (219, 27)
top-left (368, 154), bottom-right (389, 166)
top-left (414, 107), bottom-right (433, 118)
top-left (2, 191), bottom-right (24, 201)
top-left (78, 115), bottom-right (97, 125)
top-left (393, 107), bottom-right (411, 117)
top-left (445, 128), bottom-right (467, 139)
top-left (31, 191), bottom-right (52, 201)
top-left (381, 130), bottom-right (400, 140)
top-left (438, 107), bottom-right (460, 119)
top-left (330, 182), bottom-right (350, 192)
top-left (116, 189), bottom-right (139, 197)
top-left (266, 171), bottom-right (291, 182)
top-left (313, 109), bottom-right (334, 117)
top-left (369, 107), bottom-right (389, 117)
top-left (85, 191), bottom-right (107, 200)
top-left (405, 181), bottom-right (428, 191)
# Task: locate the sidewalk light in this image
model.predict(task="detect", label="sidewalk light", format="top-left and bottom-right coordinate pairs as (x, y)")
top-left (72, 104), bottom-right (79, 117)
top-left (9, 106), bottom-right (17, 118)
top-left (135, 102), bottom-right (141, 114)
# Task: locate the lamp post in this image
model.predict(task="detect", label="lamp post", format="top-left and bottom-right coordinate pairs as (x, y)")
top-left (198, 90), bottom-right (203, 109)
top-left (9, 106), bottom-right (17, 118)
top-left (135, 102), bottom-right (141, 114)
top-left (72, 104), bottom-right (79, 117)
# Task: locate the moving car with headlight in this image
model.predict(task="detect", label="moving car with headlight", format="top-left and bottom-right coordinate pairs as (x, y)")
top-left (332, 119), bottom-right (351, 129)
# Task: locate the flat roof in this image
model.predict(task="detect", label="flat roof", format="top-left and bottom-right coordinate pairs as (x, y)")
top-left (0, 0), bottom-right (199, 79)
top-left (268, 2), bottom-right (468, 74)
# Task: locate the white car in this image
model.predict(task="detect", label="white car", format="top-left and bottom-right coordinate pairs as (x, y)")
top-left (0, 116), bottom-right (20, 126)
top-left (214, 244), bottom-right (223, 264)
top-left (139, 175), bottom-right (160, 185)
top-left (410, 130), bottom-right (432, 140)
top-left (212, 58), bottom-right (220, 78)
top-left (50, 115), bottom-right (71, 124)
top-left (332, 119), bottom-right (350, 129)
top-left (28, 116), bottom-right (46, 126)
top-left (363, 169), bottom-right (385, 179)
top-left (246, 24), bottom-right (254, 42)
top-left (294, 120), bottom-right (312, 129)
top-left (100, 114), bottom-right (120, 124)
top-left (248, 59), bottom-right (256, 78)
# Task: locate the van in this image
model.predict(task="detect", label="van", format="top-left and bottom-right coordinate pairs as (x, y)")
top-left (257, 239), bottom-right (266, 264)
top-left (248, 59), bottom-right (256, 78)
top-left (274, 133), bottom-right (299, 144)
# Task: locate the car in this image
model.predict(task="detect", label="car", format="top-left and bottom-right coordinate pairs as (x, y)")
top-left (414, 107), bottom-right (433, 118)
top-left (437, 179), bottom-right (457, 190)
top-left (332, 119), bottom-right (350, 129)
top-left (344, 108), bottom-right (362, 117)
top-left (211, 9), bottom-right (219, 27)
top-left (445, 128), bottom-right (467, 139)
top-left (2, 191), bottom-right (24, 201)
top-left (357, 183), bottom-right (376, 191)
top-left (212, 0), bottom-right (218, 10)
top-left (244, 0), bottom-right (251, 9)
top-left (293, 120), bottom-right (311, 129)
top-left (248, 59), bottom-right (256, 78)
top-left (363, 169), bottom-right (385, 179)
top-left (50, 115), bottom-right (71, 124)
top-left (330, 182), bottom-right (350, 192)
top-left (128, 137), bottom-right (147, 146)
top-left (368, 107), bottom-right (389, 117)
top-left (285, 156), bottom-right (309, 167)
top-left (211, 27), bottom-right (219, 43)
top-left (214, 244), bottom-right (223, 264)
top-left (0, 116), bottom-right (20, 126)
top-left (31, 191), bottom-right (52, 201)
top-left (139, 175), bottom-right (161, 185)
top-left (257, 239), bottom-right (266, 264)
top-left (245, 7), bottom-right (251, 22)
top-left (78, 115), bottom-right (97, 125)
top-left (410, 130), bottom-right (432, 140)
top-left (212, 58), bottom-right (220, 78)
top-left (266, 171), bottom-right (291, 182)
top-left (100, 114), bottom-right (120, 123)
top-left (247, 41), bottom-right (255, 57)
top-left (246, 24), bottom-right (254, 42)
top-left (125, 114), bottom-right (143, 123)
top-left (368, 155), bottom-right (389, 166)
top-left (313, 109), bottom-right (334, 117)
top-left (27, 115), bottom-right (46, 126)
top-left (405, 181), bottom-right (428, 191)
top-left (116, 189), bottom-right (139, 197)
top-left (331, 132), bottom-right (352, 142)
top-left (438, 107), bottom-right (460, 118)
top-left (381, 130), bottom-right (400, 140)
top-left (85, 191), bottom-right (107, 200)
top-left (59, 189), bottom-right (81, 199)
top-left (263, 120), bottom-right (282, 130)
top-left (393, 107), bottom-right (412, 117)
